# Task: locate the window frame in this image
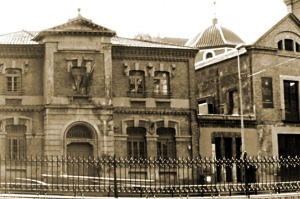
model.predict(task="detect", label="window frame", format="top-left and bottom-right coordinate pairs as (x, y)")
top-left (128, 70), bottom-right (146, 97)
top-left (157, 128), bottom-right (176, 159)
top-left (5, 68), bottom-right (22, 95)
top-left (127, 127), bottom-right (147, 159)
top-left (280, 75), bottom-right (300, 122)
top-left (5, 124), bottom-right (26, 160)
top-left (277, 39), bottom-right (300, 53)
top-left (153, 71), bottom-right (171, 98)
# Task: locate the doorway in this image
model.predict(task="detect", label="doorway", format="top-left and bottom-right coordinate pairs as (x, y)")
top-left (67, 143), bottom-right (95, 176)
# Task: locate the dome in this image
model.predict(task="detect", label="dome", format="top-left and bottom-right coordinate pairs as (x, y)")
top-left (185, 19), bottom-right (245, 49)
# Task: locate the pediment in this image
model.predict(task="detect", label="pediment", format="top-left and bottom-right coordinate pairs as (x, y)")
top-left (33, 14), bottom-right (116, 41)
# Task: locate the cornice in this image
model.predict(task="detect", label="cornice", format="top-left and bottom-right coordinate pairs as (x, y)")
top-left (0, 45), bottom-right (44, 58)
top-left (0, 105), bottom-right (44, 112)
top-left (198, 118), bottom-right (257, 128)
top-left (112, 47), bottom-right (197, 61)
top-left (114, 107), bottom-right (191, 115)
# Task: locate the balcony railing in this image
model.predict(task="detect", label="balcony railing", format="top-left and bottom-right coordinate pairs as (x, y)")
top-left (0, 155), bottom-right (299, 197)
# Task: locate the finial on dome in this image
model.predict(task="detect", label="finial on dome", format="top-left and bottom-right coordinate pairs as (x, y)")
top-left (212, 0), bottom-right (218, 25)
top-left (77, 8), bottom-right (82, 18)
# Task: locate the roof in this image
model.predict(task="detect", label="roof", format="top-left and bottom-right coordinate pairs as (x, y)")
top-left (251, 13), bottom-right (300, 46)
top-left (0, 30), bottom-right (196, 50)
top-left (195, 47), bottom-right (247, 70)
top-left (185, 18), bottom-right (245, 49)
top-left (0, 30), bottom-right (39, 45)
top-left (33, 13), bottom-right (116, 41)
top-left (112, 37), bottom-right (195, 50)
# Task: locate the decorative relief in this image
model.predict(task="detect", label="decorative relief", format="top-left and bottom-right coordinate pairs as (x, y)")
top-left (147, 63), bottom-right (154, 77)
top-left (67, 57), bottom-right (95, 94)
top-left (0, 60), bottom-right (30, 74)
top-left (169, 64), bottom-right (176, 77)
top-left (148, 120), bottom-right (156, 135)
top-left (123, 63), bottom-right (129, 76)
top-left (123, 62), bottom-right (176, 78)
top-left (0, 63), bottom-right (4, 74)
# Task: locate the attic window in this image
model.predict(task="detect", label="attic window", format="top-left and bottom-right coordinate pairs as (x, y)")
top-left (296, 43), bottom-right (300, 52)
top-left (285, 39), bottom-right (293, 51)
top-left (206, 52), bottom-right (213, 59)
top-left (278, 40), bottom-right (283, 50)
top-left (277, 39), bottom-right (300, 52)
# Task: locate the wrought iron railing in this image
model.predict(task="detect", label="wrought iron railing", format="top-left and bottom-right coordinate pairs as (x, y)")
top-left (0, 155), bottom-right (299, 197)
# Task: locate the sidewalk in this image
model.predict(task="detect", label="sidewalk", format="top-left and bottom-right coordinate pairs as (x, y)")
top-left (0, 192), bottom-right (300, 199)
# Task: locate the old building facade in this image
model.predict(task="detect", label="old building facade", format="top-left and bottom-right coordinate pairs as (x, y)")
top-left (0, 14), bottom-right (198, 163)
top-left (195, 0), bottom-right (300, 182)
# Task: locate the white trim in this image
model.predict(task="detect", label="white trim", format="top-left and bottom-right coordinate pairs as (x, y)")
top-left (196, 48), bottom-right (247, 70)
top-left (279, 75), bottom-right (300, 121)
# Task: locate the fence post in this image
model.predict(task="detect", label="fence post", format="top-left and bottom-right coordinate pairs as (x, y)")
top-left (241, 151), bottom-right (249, 196)
top-left (113, 154), bottom-right (118, 198)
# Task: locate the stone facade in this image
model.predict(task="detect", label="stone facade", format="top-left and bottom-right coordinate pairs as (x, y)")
top-left (0, 14), bottom-right (198, 162)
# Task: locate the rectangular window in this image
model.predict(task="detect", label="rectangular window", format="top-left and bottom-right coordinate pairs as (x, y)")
top-left (127, 127), bottom-right (146, 158)
top-left (5, 124), bottom-right (26, 160)
top-left (157, 128), bottom-right (176, 159)
top-left (261, 77), bottom-right (273, 108)
top-left (128, 70), bottom-right (146, 97)
top-left (6, 138), bottom-right (25, 160)
top-left (6, 68), bottom-right (22, 95)
top-left (278, 134), bottom-right (300, 181)
top-left (127, 141), bottom-right (145, 158)
top-left (153, 72), bottom-right (171, 98)
top-left (157, 139), bottom-right (175, 159)
top-left (284, 80), bottom-right (299, 121)
top-left (228, 90), bottom-right (239, 115)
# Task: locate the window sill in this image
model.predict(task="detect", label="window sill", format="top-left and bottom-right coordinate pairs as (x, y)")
top-left (127, 91), bottom-right (148, 98)
top-left (69, 95), bottom-right (91, 102)
top-left (5, 96), bottom-right (23, 99)
top-left (130, 98), bottom-right (146, 102)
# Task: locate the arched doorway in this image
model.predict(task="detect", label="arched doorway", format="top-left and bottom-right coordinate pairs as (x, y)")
top-left (65, 124), bottom-right (96, 176)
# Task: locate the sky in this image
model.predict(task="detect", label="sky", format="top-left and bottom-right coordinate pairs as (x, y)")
top-left (0, 0), bottom-right (288, 44)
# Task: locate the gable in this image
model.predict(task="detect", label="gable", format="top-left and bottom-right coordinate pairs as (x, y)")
top-left (33, 14), bottom-right (116, 41)
top-left (253, 13), bottom-right (300, 49)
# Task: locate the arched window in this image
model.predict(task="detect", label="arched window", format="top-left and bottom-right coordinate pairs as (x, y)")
top-left (206, 52), bottom-right (213, 59)
top-left (6, 124), bottom-right (26, 159)
top-left (157, 128), bottom-right (176, 158)
top-left (277, 39), bottom-right (300, 52)
top-left (127, 127), bottom-right (146, 158)
top-left (285, 39), bottom-right (294, 51)
top-left (66, 125), bottom-right (93, 139)
top-left (278, 40), bottom-right (283, 50)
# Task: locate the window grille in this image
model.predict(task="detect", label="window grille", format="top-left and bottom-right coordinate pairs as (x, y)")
top-left (5, 124), bottom-right (26, 160)
top-left (127, 127), bottom-right (146, 158)
top-left (66, 125), bottom-right (93, 139)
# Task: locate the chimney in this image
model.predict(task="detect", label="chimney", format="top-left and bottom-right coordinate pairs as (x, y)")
top-left (284, 0), bottom-right (300, 19)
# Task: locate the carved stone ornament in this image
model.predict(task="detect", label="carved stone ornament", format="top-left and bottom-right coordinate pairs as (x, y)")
top-left (0, 63), bottom-right (4, 74)
top-left (148, 120), bottom-right (156, 135)
top-left (147, 63), bottom-right (154, 77)
top-left (169, 64), bottom-right (176, 77)
top-left (23, 60), bottom-right (29, 74)
top-left (68, 58), bottom-right (95, 94)
top-left (123, 63), bottom-right (130, 76)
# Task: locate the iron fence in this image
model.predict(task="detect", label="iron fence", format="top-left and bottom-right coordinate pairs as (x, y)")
top-left (0, 155), bottom-right (299, 197)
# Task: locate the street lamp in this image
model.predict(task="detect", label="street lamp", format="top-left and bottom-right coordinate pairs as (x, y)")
top-left (235, 44), bottom-right (247, 153)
